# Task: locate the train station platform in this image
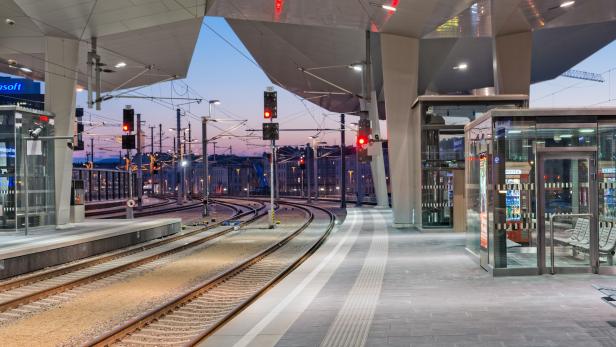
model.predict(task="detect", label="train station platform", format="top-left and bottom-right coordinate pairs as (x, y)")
top-left (0, 218), bottom-right (180, 279)
top-left (202, 208), bottom-right (616, 347)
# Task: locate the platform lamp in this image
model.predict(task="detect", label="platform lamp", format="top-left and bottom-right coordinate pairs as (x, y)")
top-left (203, 100), bottom-right (220, 217)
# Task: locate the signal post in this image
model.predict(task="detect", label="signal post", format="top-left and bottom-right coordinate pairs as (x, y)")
top-left (122, 106), bottom-right (136, 219)
top-left (263, 88), bottom-right (278, 229)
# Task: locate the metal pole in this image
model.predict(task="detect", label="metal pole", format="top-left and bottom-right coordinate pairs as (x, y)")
top-left (23, 138), bottom-right (29, 235)
top-left (313, 140), bottom-right (318, 199)
top-left (126, 149), bottom-right (134, 219)
top-left (306, 143), bottom-right (312, 203)
top-left (202, 117), bottom-right (209, 216)
top-left (171, 137), bottom-right (176, 198)
top-left (269, 141), bottom-right (275, 228)
top-left (356, 147), bottom-right (362, 206)
top-left (158, 123), bottom-right (162, 153)
top-left (158, 123), bottom-right (162, 195)
top-left (183, 131), bottom-right (188, 201)
top-left (176, 108), bottom-right (183, 205)
top-left (188, 122), bottom-right (192, 197)
top-left (149, 126), bottom-right (154, 154)
top-left (94, 40), bottom-right (101, 111)
top-left (136, 113), bottom-right (143, 210)
top-left (90, 138), bottom-right (94, 164)
top-left (341, 113), bottom-right (346, 209)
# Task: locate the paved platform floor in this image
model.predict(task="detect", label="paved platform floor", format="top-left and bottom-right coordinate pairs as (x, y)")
top-left (203, 208), bottom-right (616, 347)
top-left (0, 219), bottom-right (180, 259)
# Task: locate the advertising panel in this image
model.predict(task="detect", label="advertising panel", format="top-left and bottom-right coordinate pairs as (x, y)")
top-left (479, 152), bottom-right (488, 249)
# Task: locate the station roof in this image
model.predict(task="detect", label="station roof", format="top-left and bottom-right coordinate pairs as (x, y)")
top-left (0, 0), bottom-right (206, 92)
top-left (208, 0), bottom-right (616, 114)
top-left (1, 0), bottom-right (614, 117)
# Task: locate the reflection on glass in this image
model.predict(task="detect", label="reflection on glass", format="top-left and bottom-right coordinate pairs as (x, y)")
top-left (543, 158), bottom-right (591, 269)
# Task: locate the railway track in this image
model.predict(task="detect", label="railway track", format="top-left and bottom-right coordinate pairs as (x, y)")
top-left (89, 200), bottom-right (335, 347)
top-left (85, 198), bottom-right (173, 217)
top-left (0, 199), bottom-right (268, 319)
top-left (88, 199), bottom-right (207, 219)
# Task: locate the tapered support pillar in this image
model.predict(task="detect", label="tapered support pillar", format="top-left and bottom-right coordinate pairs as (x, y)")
top-left (368, 90), bottom-right (389, 208)
top-left (44, 36), bottom-right (80, 226)
top-left (493, 31), bottom-right (532, 95)
top-left (381, 34), bottom-right (420, 228)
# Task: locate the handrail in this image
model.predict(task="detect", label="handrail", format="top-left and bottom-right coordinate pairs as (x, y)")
top-left (549, 213), bottom-right (593, 274)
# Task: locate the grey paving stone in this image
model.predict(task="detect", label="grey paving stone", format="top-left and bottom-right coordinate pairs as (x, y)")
top-left (274, 209), bottom-right (616, 347)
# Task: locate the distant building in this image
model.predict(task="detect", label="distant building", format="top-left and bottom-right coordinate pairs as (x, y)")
top-left (0, 76), bottom-right (43, 110)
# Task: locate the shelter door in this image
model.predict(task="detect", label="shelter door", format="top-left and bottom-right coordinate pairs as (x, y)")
top-left (536, 149), bottom-right (598, 274)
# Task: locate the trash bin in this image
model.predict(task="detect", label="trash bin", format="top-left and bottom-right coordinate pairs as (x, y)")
top-left (70, 179), bottom-right (85, 223)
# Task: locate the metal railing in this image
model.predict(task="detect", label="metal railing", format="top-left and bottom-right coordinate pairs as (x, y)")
top-left (72, 168), bottom-right (136, 202)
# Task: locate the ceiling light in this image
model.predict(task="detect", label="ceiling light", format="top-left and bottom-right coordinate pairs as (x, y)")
top-left (559, 134), bottom-right (573, 138)
top-left (114, 62), bottom-right (127, 68)
top-left (349, 64), bottom-right (363, 72)
top-left (76, 87), bottom-right (84, 92)
top-left (560, 1), bottom-right (575, 8)
top-left (579, 128), bottom-right (595, 133)
top-left (507, 130), bottom-right (521, 134)
top-left (382, 4), bottom-right (397, 11)
top-left (19, 67), bottom-right (32, 73)
top-left (453, 63), bottom-right (468, 71)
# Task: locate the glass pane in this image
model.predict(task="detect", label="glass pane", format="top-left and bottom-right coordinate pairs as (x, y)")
top-left (422, 169), bottom-right (453, 228)
top-left (465, 118), bottom-right (492, 254)
top-left (598, 123), bottom-right (616, 267)
top-left (493, 120), bottom-right (537, 268)
top-left (544, 158), bottom-right (591, 268)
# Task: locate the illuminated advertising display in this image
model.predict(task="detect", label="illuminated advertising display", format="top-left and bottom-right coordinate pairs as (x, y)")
top-left (0, 77), bottom-right (43, 110)
top-left (0, 77), bottom-right (40, 95)
top-left (479, 152), bottom-right (488, 249)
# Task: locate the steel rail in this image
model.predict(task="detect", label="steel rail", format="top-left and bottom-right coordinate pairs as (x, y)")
top-left (88, 200), bottom-right (335, 346)
top-left (0, 200), bottom-right (268, 312)
top-left (187, 200), bottom-right (336, 346)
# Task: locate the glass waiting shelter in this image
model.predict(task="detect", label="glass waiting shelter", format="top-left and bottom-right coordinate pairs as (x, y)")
top-left (465, 108), bottom-right (616, 276)
top-left (0, 106), bottom-right (56, 232)
top-left (412, 95), bottom-right (528, 230)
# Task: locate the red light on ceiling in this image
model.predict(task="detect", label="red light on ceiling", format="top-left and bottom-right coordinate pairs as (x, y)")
top-left (39, 115), bottom-right (49, 122)
top-left (385, 0), bottom-right (399, 14)
top-left (274, 0), bottom-right (284, 19)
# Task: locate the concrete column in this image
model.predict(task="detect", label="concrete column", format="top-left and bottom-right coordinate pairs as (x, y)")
top-left (44, 36), bottom-right (80, 226)
top-left (368, 90), bottom-right (389, 208)
top-left (492, 31), bottom-right (532, 95)
top-left (381, 34), bottom-right (420, 228)
top-left (364, 31), bottom-right (388, 208)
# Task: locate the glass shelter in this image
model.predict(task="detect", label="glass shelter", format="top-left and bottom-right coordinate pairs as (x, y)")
top-left (465, 108), bottom-right (616, 276)
top-left (411, 95), bottom-right (528, 230)
top-left (0, 106), bottom-right (56, 232)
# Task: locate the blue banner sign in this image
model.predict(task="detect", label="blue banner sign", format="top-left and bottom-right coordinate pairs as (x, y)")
top-left (0, 77), bottom-right (41, 95)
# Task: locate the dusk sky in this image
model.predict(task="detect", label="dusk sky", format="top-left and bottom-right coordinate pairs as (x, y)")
top-left (33, 17), bottom-right (616, 159)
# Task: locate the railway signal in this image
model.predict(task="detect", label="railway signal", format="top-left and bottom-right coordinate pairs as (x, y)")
top-left (74, 107), bottom-right (85, 151)
top-left (264, 90), bottom-right (277, 119)
top-left (122, 107), bottom-right (136, 150)
top-left (357, 118), bottom-right (371, 163)
top-left (262, 122), bottom-right (279, 141)
top-left (122, 108), bottom-right (135, 132)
